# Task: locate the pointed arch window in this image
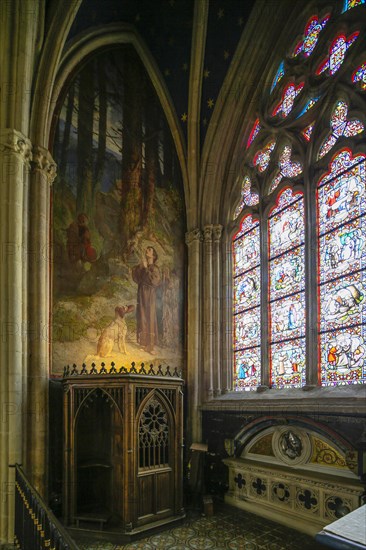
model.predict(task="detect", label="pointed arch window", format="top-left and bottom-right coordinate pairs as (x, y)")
top-left (232, 3), bottom-right (365, 391)
top-left (269, 189), bottom-right (306, 389)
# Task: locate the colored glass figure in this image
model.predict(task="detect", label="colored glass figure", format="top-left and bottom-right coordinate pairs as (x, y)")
top-left (234, 176), bottom-right (259, 219)
top-left (246, 118), bottom-right (261, 148)
top-left (269, 189), bottom-right (306, 388)
top-left (352, 62), bottom-right (366, 90)
top-left (269, 189), bottom-right (304, 256)
top-left (270, 145), bottom-right (303, 193)
top-left (318, 101), bottom-right (364, 159)
top-left (270, 247), bottom-right (305, 301)
top-left (233, 216), bottom-right (261, 391)
top-left (296, 97), bottom-right (320, 118)
top-left (302, 123), bottom-right (314, 141)
top-left (271, 293), bottom-right (306, 341)
top-left (321, 326), bottom-right (366, 386)
top-left (271, 61), bottom-right (285, 93)
top-left (271, 338), bottom-right (306, 389)
top-left (235, 309), bottom-right (261, 346)
top-left (342, 0), bottom-right (365, 12)
top-left (234, 268), bottom-right (261, 313)
top-left (272, 82), bottom-right (304, 117)
top-left (291, 14), bottom-right (330, 58)
top-left (234, 347), bottom-right (261, 391)
top-left (320, 218), bottom-right (365, 284)
top-left (318, 149), bottom-right (366, 386)
top-left (253, 139), bottom-right (276, 172)
top-left (316, 32), bottom-right (359, 76)
top-left (318, 150), bottom-right (365, 236)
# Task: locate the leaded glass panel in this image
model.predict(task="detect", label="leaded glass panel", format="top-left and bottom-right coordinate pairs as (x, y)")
top-left (234, 309), bottom-right (261, 348)
top-left (234, 268), bottom-right (261, 312)
top-left (320, 271), bottom-right (365, 332)
top-left (234, 347), bottom-right (261, 391)
top-left (319, 218), bottom-right (366, 284)
top-left (270, 247), bottom-right (305, 300)
top-left (271, 339), bottom-right (306, 388)
top-left (321, 325), bottom-right (366, 386)
top-left (270, 293), bottom-right (306, 342)
top-left (269, 190), bottom-right (304, 257)
top-left (352, 62), bottom-right (366, 89)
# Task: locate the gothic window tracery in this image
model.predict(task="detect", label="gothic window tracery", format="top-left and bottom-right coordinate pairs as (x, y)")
top-left (233, 1), bottom-right (366, 390)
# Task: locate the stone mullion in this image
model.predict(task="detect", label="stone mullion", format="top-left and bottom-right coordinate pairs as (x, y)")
top-left (222, 231), bottom-right (232, 393)
top-left (260, 214), bottom-right (270, 389)
top-left (185, 229), bottom-right (202, 445)
top-left (0, 129), bottom-right (32, 544)
top-left (213, 224), bottom-right (223, 396)
top-left (203, 225), bottom-right (214, 401)
top-left (27, 146), bottom-right (56, 497)
top-left (305, 184), bottom-right (319, 387)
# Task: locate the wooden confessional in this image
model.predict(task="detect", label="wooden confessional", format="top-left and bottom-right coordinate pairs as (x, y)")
top-left (62, 366), bottom-right (184, 534)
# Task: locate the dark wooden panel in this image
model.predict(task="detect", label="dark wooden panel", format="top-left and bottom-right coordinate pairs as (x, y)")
top-left (156, 470), bottom-right (172, 513)
top-left (138, 475), bottom-right (154, 519)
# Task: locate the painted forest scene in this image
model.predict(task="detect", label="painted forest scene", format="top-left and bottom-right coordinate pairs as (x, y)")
top-left (51, 46), bottom-right (185, 375)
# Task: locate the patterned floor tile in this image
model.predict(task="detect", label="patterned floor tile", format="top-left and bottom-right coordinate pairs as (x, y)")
top-left (71, 504), bottom-right (328, 549)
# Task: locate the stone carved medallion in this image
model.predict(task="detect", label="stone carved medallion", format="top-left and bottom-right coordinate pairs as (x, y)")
top-left (273, 426), bottom-right (311, 465)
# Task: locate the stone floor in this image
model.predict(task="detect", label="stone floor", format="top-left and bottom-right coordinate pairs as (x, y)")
top-left (73, 505), bottom-right (328, 549)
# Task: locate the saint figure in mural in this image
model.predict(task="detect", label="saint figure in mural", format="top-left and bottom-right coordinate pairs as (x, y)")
top-left (66, 213), bottom-right (97, 264)
top-left (132, 246), bottom-right (161, 354)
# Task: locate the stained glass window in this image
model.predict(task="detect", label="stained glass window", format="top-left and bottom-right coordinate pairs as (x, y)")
top-left (246, 118), bottom-right (261, 149)
top-left (234, 176), bottom-right (259, 219)
top-left (316, 32), bottom-right (359, 76)
top-left (269, 189), bottom-right (306, 389)
top-left (318, 150), bottom-right (366, 386)
top-left (233, 215), bottom-right (261, 390)
top-left (302, 123), bottom-right (314, 141)
top-left (272, 82), bottom-right (304, 117)
top-left (296, 96), bottom-right (320, 118)
top-left (318, 101), bottom-right (364, 159)
top-left (269, 145), bottom-right (303, 194)
top-left (271, 61), bottom-right (285, 93)
top-left (233, 5), bottom-right (365, 392)
top-left (291, 14), bottom-right (330, 58)
top-left (253, 139), bottom-right (276, 172)
top-left (352, 62), bottom-right (366, 90)
top-left (342, 0), bottom-right (365, 12)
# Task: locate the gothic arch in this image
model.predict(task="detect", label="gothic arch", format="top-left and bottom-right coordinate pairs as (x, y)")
top-left (48, 23), bottom-right (189, 206)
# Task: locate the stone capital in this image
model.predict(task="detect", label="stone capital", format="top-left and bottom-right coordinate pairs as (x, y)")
top-left (203, 224), bottom-right (213, 242)
top-left (185, 228), bottom-right (202, 246)
top-left (0, 128), bottom-right (32, 164)
top-left (213, 224), bottom-right (223, 242)
top-left (31, 146), bottom-right (57, 185)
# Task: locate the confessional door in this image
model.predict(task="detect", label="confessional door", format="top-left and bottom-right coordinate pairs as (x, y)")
top-left (63, 371), bottom-right (184, 534)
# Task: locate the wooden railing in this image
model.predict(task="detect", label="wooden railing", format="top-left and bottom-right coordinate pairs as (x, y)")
top-left (14, 464), bottom-right (79, 550)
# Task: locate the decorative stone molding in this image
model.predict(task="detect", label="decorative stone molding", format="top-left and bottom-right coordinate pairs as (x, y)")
top-left (212, 224), bottom-right (223, 242)
top-left (0, 128), bottom-right (32, 163)
top-left (31, 146), bottom-right (57, 185)
top-left (224, 457), bottom-right (364, 535)
top-left (203, 224), bottom-right (213, 242)
top-left (185, 228), bottom-right (202, 246)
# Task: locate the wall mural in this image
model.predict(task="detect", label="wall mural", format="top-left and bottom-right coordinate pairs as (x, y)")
top-left (51, 46), bottom-right (185, 375)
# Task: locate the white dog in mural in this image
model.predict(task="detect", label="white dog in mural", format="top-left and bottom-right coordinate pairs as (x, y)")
top-left (97, 305), bottom-right (135, 357)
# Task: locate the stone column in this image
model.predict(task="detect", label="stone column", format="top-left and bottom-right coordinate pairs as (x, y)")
top-left (26, 147), bottom-right (56, 496)
top-left (213, 224), bottom-right (223, 396)
top-left (0, 129), bottom-right (32, 544)
top-left (203, 225), bottom-right (214, 401)
top-left (221, 230), bottom-right (232, 393)
top-left (185, 229), bottom-right (202, 445)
